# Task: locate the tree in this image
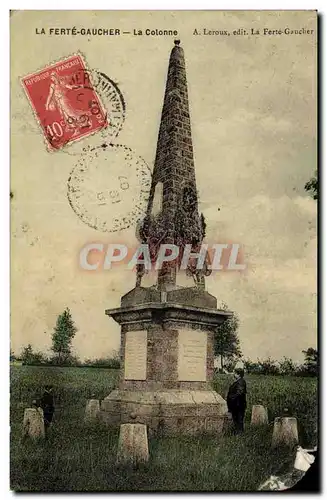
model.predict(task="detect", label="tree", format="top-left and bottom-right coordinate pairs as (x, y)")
top-left (20, 344), bottom-right (45, 365)
top-left (214, 303), bottom-right (242, 369)
top-left (302, 347), bottom-right (318, 376)
top-left (21, 344), bottom-right (34, 364)
top-left (257, 357), bottom-right (279, 375)
top-left (244, 359), bottom-right (261, 375)
top-left (51, 308), bottom-right (77, 364)
top-left (305, 170), bottom-right (318, 200)
top-left (279, 356), bottom-right (297, 375)
top-left (243, 357), bottom-right (279, 375)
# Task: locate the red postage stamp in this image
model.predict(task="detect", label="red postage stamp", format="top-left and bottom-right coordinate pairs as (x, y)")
top-left (21, 54), bottom-right (108, 150)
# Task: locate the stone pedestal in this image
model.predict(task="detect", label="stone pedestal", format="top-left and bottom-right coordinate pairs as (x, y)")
top-left (101, 286), bottom-right (231, 436)
top-left (116, 423), bottom-right (149, 465)
top-left (22, 407), bottom-right (45, 439)
top-left (84, 398), bottom-right (100, 423)
top-left (102, 389), bottom-right (228, 436)
top-left (251, 405), bottom-right (268, 425)
top-left (272, 417), bottom-right (299, 448)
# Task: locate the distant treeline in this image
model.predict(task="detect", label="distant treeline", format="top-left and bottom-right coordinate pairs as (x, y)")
top-left (10, 345), bottom-right (120, 369)
top-left (219, 349), bottom-right (318, 377)
top-left (11, 345), bottom-right (318, 377)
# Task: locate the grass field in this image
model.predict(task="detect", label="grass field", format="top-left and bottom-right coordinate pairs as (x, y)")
top-left (10, 366), bottom-right (317, 492)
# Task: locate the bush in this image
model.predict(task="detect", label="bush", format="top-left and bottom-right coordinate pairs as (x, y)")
top-left (46, 354), bottom-right (81, 367)
top-left (82, 356), bottom-right (120, 369)
top-left (244, 358), bottom-right (279, 376)
top-left (18, 345), bottom-right (121, 369)
top-left (243, 355), bottom-right (318, 377)
top-left (20, 345), bottom-right (46, 366)
top-left (279, 357), bottom-right (298, 376)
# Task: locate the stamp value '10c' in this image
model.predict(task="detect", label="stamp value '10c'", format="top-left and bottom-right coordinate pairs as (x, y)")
top-left (21, 54), bottom-right (108, 150)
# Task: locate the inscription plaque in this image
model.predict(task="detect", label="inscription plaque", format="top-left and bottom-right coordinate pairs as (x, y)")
top-left (124, 330), bottom-right (147, 380)
top-left (178, 329), bottom-right (207, 381)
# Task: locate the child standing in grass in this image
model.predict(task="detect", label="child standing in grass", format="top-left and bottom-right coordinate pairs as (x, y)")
top-left (40, 385), bottom-right (55, 432)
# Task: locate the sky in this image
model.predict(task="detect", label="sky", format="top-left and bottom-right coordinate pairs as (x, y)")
top-left (11, 10), bottom-right (317, 362)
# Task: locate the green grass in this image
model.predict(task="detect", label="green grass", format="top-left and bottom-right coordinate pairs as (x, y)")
top-left (213, 374), bottom-right (317, 448)
top-left (10, 366), bottom-right (317, 492)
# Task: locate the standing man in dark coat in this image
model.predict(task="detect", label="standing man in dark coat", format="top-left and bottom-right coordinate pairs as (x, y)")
top-left (227, 368), bottom-right (247, 433)
top-left (40, 385), bottom-right (55, 432)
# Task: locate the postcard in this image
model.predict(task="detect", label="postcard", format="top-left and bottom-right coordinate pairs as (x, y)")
top-left (10, 10), bottom-right (318, 492)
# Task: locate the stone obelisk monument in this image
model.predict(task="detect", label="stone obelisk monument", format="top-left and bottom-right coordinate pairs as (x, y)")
top-left (101, 40), bottom-right (231, 436)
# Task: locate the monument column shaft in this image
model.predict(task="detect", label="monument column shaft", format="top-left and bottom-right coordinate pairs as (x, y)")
top-left (141, 40), bottom-right (202, 290)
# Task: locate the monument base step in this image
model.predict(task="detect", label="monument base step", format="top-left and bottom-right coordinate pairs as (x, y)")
top-left (100, 389), bottom-right (230, 436)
